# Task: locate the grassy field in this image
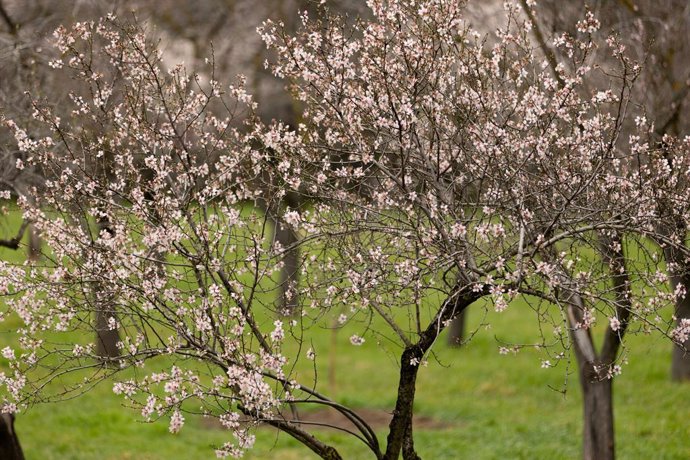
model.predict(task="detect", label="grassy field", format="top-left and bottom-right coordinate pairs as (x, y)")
top-left (2, 303), bottom-right (688, 459)
top-left (1, 215), bottom-right (689, 459)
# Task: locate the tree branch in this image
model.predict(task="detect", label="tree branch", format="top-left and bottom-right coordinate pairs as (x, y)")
top-left (253, 412), bottom-right (343, 460)
top-left (0, 219), bottom-right (28, 250)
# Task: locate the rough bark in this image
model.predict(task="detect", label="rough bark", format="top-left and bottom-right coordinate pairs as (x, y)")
top-left (580, 367), bottom-right (615, 460)
top-left (0, 414), bottom-right (24, 460)
top-left (401, 405), bottom-right (421, 460)
top-left (384, 346), bottom-right (422, 460)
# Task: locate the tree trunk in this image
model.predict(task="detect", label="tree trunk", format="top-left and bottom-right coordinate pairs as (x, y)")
top-left (256, 192), bottom-right (302, 317)
top-left (580, 368), bottom-right (615, 460)
top-left (402, 417), bottom-right (421, 460)
top-left (384, 346), bottom-right (422, 460)
top-left (446, 308), bottom-right (467, 347)
top-left (671, 291), bottom-right (690, 380)
top-left (662, 243), bottom-right (690, 381)
top-left (95, 307), bottom-right (120, 358)
top-left (26, 223), bottom-right (40, 262)
top-left (564, 286), bottom-right (616, 460)
top-left (0, 414), bottom-right (24, 460)
top-left (275, 220), bottom-right (299, 316)
top-left (94, 217), bottom-right (120, 359)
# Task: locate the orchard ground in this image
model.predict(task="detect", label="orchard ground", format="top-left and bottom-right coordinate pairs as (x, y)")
top-left (0, 213), bottom-right (689, 460)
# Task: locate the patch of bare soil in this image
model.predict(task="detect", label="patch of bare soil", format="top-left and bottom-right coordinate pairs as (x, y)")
top-left (202, 407), bottom-right (455, 432)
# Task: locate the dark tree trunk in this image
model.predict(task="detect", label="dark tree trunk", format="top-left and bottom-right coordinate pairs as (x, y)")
top-left (401, 416), bottom-right (421, 460)
top-left (671, 291), bottom-right (690, 380)
top-left (95, 307), bottom-right (120, 358)
top-left (580, 370), bottom-right (614, 460)
top-left (0, 414), bottom-right (24, 460)
top-left (94, 217), bottom-right (120, 359)
top-left (446, 308), bottom-right (467, 347)
top-left (384, 346), bottom-right (422, 460)
top-left (275, 220), bottom-right (299, 316)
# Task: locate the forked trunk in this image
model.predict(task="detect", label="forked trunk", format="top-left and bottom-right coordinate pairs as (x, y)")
top-left (580, 370), bottom-right (614, 460)
top-left (384, 290), bottom-right (478, 460)
top-left (566, 285), bottom-right (617, 460)
top-left (384, 346), bottom-right (421, 460)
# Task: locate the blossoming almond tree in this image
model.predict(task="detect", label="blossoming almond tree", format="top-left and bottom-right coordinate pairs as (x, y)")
top-left (0, 3), bottom-right (688, 460)
top-left (260, 1), bottom-right (690, 458)
top-left (0, 17), bottom-right (312, 458)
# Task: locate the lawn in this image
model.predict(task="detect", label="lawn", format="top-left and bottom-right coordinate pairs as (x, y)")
top-left (1, 304), bottom-right (687, 459)
top-left (1, 212), bottom-right (689, 459)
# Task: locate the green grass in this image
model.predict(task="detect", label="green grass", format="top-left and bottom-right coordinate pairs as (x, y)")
top-left (1, 209), bottom-right (689, 459)
top-left (2, 305), bottom-right (688, 459)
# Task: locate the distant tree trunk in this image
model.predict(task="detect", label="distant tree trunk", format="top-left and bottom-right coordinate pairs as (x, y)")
top-left (275, 220), bottom-right (299, 316)
top-left (579, 365), bottom-right (615, 460)
top-left (0, 414), bottom-right (24, 460)
top-left (663, 242), bottom-right (690, 381)
top-left (446, 309), bottom-right (467, 347)
top-left (26, 223), bottom-right (40, 261)
top-left (95, 306), bottom-right (120, 358)
top-left (671, 279), bottom-right (690, 381)
top-left (94, 217), bottom-right (120, 359)
top-left (258, 190), bottom-right (302, 317)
